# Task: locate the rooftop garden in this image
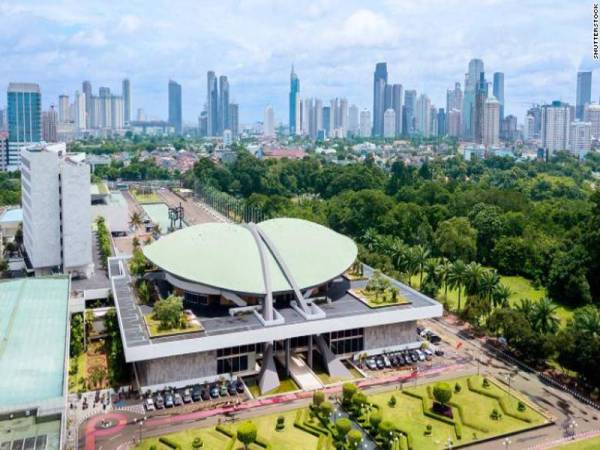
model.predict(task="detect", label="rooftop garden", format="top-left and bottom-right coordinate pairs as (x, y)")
top-left (349, 270), bottom-right (411, 308)
top-left (131, 187), bottom-right (161, 204)
top-left (344, 260), bottom-right (368, 281)
top-left (144, 294), bottom-right (203, 337)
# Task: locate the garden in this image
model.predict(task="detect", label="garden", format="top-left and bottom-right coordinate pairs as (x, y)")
top-left (349, 270), bottom-right (410, 308)
top-left (143, 294), bottom-right (203, 337)
top-left (136, 375), bottom-right (549, 450)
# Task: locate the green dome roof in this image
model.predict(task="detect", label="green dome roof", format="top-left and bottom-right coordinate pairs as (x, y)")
top-left (142, 218), bottom-right (357, 295)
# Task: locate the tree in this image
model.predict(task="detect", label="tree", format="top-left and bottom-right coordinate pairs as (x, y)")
top-left (468, 203), bottom-right (506, 263)
top-left (347, 429), bottom-right (362, 448)
top-left (492, 284), bottom-right (512, 309)
top-left (438, 258), bottom-right (453, 302)
top-left (137, 280), bottom-right (152, 304)
top-left (236, 421), bottom-right (257, 450)
top-left (432, 382), bottom-right (452, 406)
top-left (320, 401), bottom-right (333, 418)
top-left (335, 418), bottom-right (352, 441)
top-left (152, 223), bottom-right (162, 236)
top-left (129, 248), bottom-right (150, 277)
top-left (70, 313), bottom-right (85, 357)
top-left (464, 262), bottom-right (485, 299)
top-left (433, 217), bottom-right (477, 262)
top-left (412, 245), bottom-right (430, 287)
top-left (132, 236), bottom-right (141, 249)
top-left (152, 295), bottom-right (183, 330)
top-left (313, 390), bottom-right (325, 407)
top-left (447, 260), bottom-right (467, 312)
top-left (369, 412), bottom-right (382, 429)
top-left (129, 212), bottom-right (143, 230)
top-left (530, 297), bottom-right (560, 334)
top-left (342, 383), bottom-right (358, 405)
top-left (547, 248), bottom-right (592, 306)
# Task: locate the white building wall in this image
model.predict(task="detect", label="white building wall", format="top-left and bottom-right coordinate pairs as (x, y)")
top-left (383, 109), bottom-right (396, 138)
top-left (569, 121), bottom-right (591, 159)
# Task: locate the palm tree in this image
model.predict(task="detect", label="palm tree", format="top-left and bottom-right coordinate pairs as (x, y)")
top-left (464, 262), bottom-right (485, 298)
top-left (479, 269), bottom-right (500, 313)
top-left (575, 306), bottom-right (600, 337)
top-left (531, 297), bottom-right (560, 334)
top-left (515, 298), bottom-right (535, 321)
top-left (152, 223), bottom-right (162, 236)
top-left (390, 239), bottom-right (409, 274)
top-left (492, 284), bottom-right (512, 309)
top-left (404, 247), bottom-right (420, 287)
top-left (129, 211), bottom-right (143, 230)
top-left (447, 260), bottom-right (467, 313)
top-left (438, 258), bottom-right (453, 301)
top-left (413, 245), bottom-right (430, 288)
top-left (132, 236), bottom-right (141, 249)
top-left (361, 228), bottom-right (381, 252)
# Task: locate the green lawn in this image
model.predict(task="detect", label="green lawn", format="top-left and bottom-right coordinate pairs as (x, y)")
top-left (349, 287), bottom-right (411, 308)
top-left (365, 375), bottom-right (547, 450)
top-left (68, 353), bottom-right (86, 393)
top-left (135, 408), bottom-right (320, 450)
top-left (551, 435), bottom-right (600, 449)
top-left (410, 273), bottom-right (574, 326)
top-left (144, 314), bottom-right (203, 337)
top-left (313, 360), bottom-right (364, 385)
top-left (131, 190), bottom-right (161, 204)
top-left (246, 378), bottom-right (299, 398)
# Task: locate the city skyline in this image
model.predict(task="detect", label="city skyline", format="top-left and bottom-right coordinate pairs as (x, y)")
top-left (0, 1), bottom-right (597, 124)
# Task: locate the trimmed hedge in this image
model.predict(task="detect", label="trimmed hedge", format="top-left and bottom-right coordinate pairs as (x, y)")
top-left (216, 424), bottom-right (234, 438)
top-left (448, 400), bottom-right (490, 433)
top-left (403, 390), bottom-right (462, 440)
top-left (466, 377), bottom-right (533, 423)
top-left (158, 437), bottom-right (181, 450)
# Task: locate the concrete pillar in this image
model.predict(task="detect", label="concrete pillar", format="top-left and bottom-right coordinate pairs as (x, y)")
top-left (308, 335), bottom-right (314, 368)
top-left (285, 339), bottom-right (290, 377)
top-left (263, 293), bottom-right (273, 321)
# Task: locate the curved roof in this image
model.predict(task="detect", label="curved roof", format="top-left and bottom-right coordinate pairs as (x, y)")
top-left (142, 218), bottom-right (357, 295)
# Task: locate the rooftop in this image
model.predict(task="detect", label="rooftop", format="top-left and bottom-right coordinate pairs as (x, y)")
top-left (143, 218), bottom-right (357, 295)
top-left (0, 278), bottom-right (69, 411)
top-left (0, 208), bottom-right (23, 224)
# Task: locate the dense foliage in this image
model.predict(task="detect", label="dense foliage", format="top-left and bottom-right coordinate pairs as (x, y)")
top-left (0, 171), bottom-right (20, 205)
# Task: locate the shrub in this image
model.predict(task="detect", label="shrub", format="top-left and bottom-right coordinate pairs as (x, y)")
top-left (336, 418), bottom-right (352, 440)
top-left (482, 378), bottom-right (490, 388)
top-left (490, 408), bottom-right (502, 420)
top-left (351, 392), bottom-right (368, 410)
top-left (425, 424), bottom-right (432, 435)
top-left (433, 382), bottom-right (453, 405)
top-left (320, 401), bottom-right (333, 418)
top-left (348, 429), bottom-right (362, 447)
top-left (388, 395), bottom-right (397, 407)
top-left (454, 383), bottom-right (462, 393)
top-left (158, 437), bottom-right (181, 450)
top-left (276, 415), bottom-right (285, 431)
top-left (369, 412), bottom-right (382, 430)
top-left (518, 401), bottom-right (526, 412)
top-left (236, 421), bottom-right (257, 449)
top-left (192, 437), bottom-right (203, 449)
top-left (149, 446), bottom-right (157, 450)
top-left (313, 391), bottom-right (325, 407)
top-left (152, 295), bottom-right (184, 330)
top-left (342, 383), bottom-right (358, 405)
top-left (378, 421), bottom-right (394, 437)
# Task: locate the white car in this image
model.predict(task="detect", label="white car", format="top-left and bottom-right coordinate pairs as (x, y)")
top-left (144, 398), bottom-right (155, 411)
top-left (416, 350), bottom-right (426, 361)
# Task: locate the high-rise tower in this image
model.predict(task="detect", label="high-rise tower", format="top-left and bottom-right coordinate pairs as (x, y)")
top-left (289, 65), bottom-right (300, 136)
top-left (372, 62), bottom-right (388, 137)
top-left (168, 80), bottom-right (182, 135)
top-left (576, 71), bottom-right (592, 120)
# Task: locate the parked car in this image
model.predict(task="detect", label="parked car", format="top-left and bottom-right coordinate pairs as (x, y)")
top-left (191, 386), bottom-right (201, 402)
top-left (423, 348), bottom-right (433, 360)
top-left (397, 354), bottom-right (405, 366)
top-left (201, 388), bottom-right (211, 401)
top-left (236, 380), bottom-right (245, 394)
top-left (416, 350), bottom-right (426, 362)
top-left (154, 394), bottom-right (164, 409)
top-left (389, 354), bottom-right (398, 367)
top-left (210, 385), bottom-right (220, 399)
top-left (375, 356), bottom-right (385, 370)
top-left (409, 351), bottom-right (419, 363)
top-left (366, 358), bottom-right (377, 370)
top-left (164, 393), bottom-right (174, 408)
top-left (383, 355), bottom-right (392, 368)
top-left (144, 398), bottom-right (155, 411)
top-left (220, 384), bottom-right (228, 397)
top-left (227, 382), bottom-right (237, 396)
top-left (173, 392), bottom-right (183, 406)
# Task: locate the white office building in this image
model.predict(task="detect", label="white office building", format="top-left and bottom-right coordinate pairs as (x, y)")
top-left (447, 109), bottom-right (461, 138)
top-left (541, 101), bottom-right (571, 155)
top-left (21, 142), bottom-right (93, 278)
top-left (483, 96), bottom-right (500, 147)
top-left (584, 103), bottom-right (600, 140)
top-left (569, 121), bottom-right (591, 159)
top-left (359, 109), bottom-right (371, 137)
top-left (348, 104), bottom-right (359, 136)
top-left (383, 108), bottom-right (396, 138)
top-left (416, 94), bottom-right (431, 137)
top-left (264, 105), bottom-right (275, 137)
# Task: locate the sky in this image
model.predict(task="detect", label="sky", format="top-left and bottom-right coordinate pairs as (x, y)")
top-left (0, 0), bottom-right (598, 126)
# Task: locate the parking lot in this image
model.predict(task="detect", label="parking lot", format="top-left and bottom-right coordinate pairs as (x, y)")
top-left (143, 378), bottom-right (248, 414)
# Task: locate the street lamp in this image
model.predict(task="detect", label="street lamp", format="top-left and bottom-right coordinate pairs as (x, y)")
top-left (503, 437), bottom-right (511, 449)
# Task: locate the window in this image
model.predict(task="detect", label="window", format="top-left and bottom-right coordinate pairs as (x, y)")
top-left (327, 327), bottom-right (364, 355)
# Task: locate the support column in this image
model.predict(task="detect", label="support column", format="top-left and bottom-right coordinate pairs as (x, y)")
top-left (308, 335), bottom-right (314, 368)
top-left (285, 339), bottom-right (290, 377)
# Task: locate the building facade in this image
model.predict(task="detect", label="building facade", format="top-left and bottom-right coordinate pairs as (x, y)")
top-left (569, 121), bottom-right (591, 159)
top-left (383, 108), bottom-right (396, 138)
top-left (541, 101), bottom-right (571, 155)
top-left (168, 80), bottom-right (182, 135)
top-left (483, 97), bottom-right (500, 147)
top-left (576, 71), bottom-right (592, 120)
top-left (6, 83), bottom-right (42, 170)
top-left (372, 62), bottom-right (388, 137)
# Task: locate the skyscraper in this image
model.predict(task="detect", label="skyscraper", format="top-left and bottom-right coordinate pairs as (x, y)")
top-left (228, 103), bottom-right (239, 138)
top-left (463, 58), bottom-right (484, 139)
top-left (383, 109), bottom-right (396, 138)
top-left (372, 62), bottom-right (388, 137)
top-left (322, 105), bottom-right (331, 137)
top-left (446, 82), bottom-right (463, 113)
top-left (483, 97), bottom-right (500, 147)
top-left (541, 101), bottom-right (571, 155)
top-left (359, 109), bottom-right (371, 137)
top-left (207, 71), bottom-right (218, 136)
top-left (219, 75), bottom-right (229, 133)
top-left (73, 91), bottom-right (86, 130)
top-left (493, 72), bottom-right (504, 121)
top-left (447, 109), bottom-right (461, 137)
top-left (348, 104), bottom-right (359, 136)
top-left (42, 106), bottom-right (58, 142)
top-left (576, 71), bottom-right (592, 120)
top-left (168, 80), bottom-right (182, 135)
top-left (416, 94), bottom-right (431, 136)
top-left (584, 103), bottom-right (600, 139)
top-left (289, 65), bottom-right (300, 135)
top-left (82, 80), bottom-right (92, 129)
top-left (122, 78), bottom-right (131, 125)
top-left (264, 105), bottom-right (275, 137)
top-left (569, 120), bottom-right (591, 159)
top-left (437, 108), bottom-right (446, 137)
top-left (58, 95), bottom-right (70, 123)
top-left (474, 72), bottom-right (488, 144)
top-left (7, 82), bottom-right (41, 170)
top-left (403, 90), bottom-right (416, 135)
top-left (392, 84), bottom-right (403, 136)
